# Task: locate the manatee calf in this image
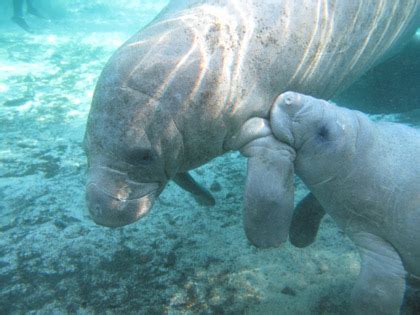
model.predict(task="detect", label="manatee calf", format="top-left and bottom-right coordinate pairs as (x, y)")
top-left (267, 91), bottom-right (420, 314)
top-left (84, 0), bottom-right (420, 247)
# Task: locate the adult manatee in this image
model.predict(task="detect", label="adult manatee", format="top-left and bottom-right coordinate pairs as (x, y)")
top-left (84, 0), bottom-right (420, 247)
top-left (269, 91), bottom-right (420, 314)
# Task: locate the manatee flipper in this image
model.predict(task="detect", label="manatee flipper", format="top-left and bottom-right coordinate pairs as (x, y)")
top-left (11, 16), bottom-right (32, 33)
top-left (173, 172), bottom-right (216, 206)
top-left (350, 232), bottom-right (406, 315)
top-left (289, 193), bottom-right (326, 248)
top-left (241, 135), bottom-right (296, 248)
top-left (27, 4), bottom-right (47, 19)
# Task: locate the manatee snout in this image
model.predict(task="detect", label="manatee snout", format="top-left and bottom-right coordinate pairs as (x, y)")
top-left (85, 167), bottom-right (161, 227)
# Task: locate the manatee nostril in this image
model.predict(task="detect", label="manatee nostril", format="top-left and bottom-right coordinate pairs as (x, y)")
top-left (282, 92), bottom-right (296, 106)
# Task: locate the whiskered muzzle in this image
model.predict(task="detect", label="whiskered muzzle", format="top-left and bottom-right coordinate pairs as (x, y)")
top-left (85, 166), bottom-right (162, 227)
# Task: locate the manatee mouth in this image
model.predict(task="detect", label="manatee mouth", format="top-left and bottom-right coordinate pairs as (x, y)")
top-left (85, 166), bottom-right (163, 227)
top-left (86, 182), bottom-right (160, 227)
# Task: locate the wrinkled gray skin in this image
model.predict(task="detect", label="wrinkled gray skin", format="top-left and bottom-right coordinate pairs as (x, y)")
top-left (84, 0), bottom-right (420, 247)
top-left (269, 91), bottom-right (420, 314)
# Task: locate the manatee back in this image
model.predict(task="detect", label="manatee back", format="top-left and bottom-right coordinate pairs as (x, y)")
top-left (149, 1), bottom-right (420, 127)
top-left (376, 123), bottom-right (420, 275)
top-left (89, 0), bottom-right (420, 167)
top-left (238, 0), bottom-right (420, 101)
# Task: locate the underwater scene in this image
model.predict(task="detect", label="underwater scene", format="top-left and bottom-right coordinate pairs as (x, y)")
top-left (0, 1), bottom-right (419, 314)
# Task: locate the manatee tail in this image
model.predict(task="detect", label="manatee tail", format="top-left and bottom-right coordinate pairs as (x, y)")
top-left (11, 16), bottom-right (32, 33)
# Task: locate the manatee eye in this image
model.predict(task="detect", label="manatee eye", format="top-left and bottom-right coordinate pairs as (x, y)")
top-left (126, 148), bottom-right (154, 166)
top-left (317, 125), bottom-right (330, 141)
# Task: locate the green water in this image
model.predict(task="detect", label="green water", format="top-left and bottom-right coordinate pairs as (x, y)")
top-left (0, 1), bottom-right (418, 313)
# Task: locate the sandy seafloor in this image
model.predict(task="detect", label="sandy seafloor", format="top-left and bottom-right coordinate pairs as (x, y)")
top-left (0, 2), bottom-right (419, 314)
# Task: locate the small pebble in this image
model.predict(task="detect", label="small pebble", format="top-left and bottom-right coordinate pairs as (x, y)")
top-left (210, 181), bottom-right (222, 192)
top-left (226, 192), bottom-right (235, 199)
top-left (318, 262), bottom-right (329, 274)
top-left (281, 286), bottom-right (297, 296)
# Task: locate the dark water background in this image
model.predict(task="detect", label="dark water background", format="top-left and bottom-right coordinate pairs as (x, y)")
top-left (0, 1), bottom-right (419, 313)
